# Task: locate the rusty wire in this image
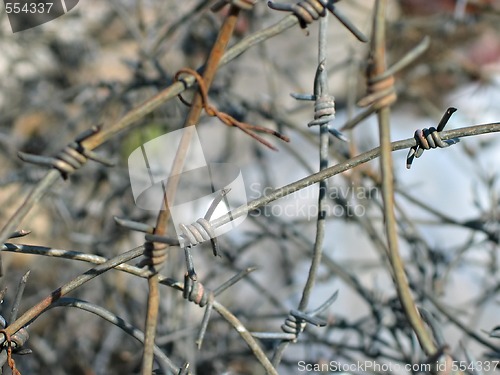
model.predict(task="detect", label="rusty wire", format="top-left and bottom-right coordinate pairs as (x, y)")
top-left (0, 326), bottom-right (28, 375)
top-left (174, 68), bottom-right (289, 151)
top-left (340, 36), bottom-right (430, 131)
top-left (183, 267), bottom-right (257, 349)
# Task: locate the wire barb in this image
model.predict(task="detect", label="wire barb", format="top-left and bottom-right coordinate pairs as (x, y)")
top-left (180, 188), bottom-right (232, 279)
top-left (183, 268), bottom-right (256, 349)
top-left (281, 290), bottom-right (337, 339)
top-left (357, 74), bottom-right (397, 111)
top-left (267, 0), bottom-right (367, 41)
top-left (17, 126), bottom-right (114, 180)
top-left (0, 326), bottom-right (30, 375)
top-left (406, 107), bottom-right (460, 169)
top-left (251, 290), bottom-right (338, 342)
top-left (341, 37), bottom-right (430, 132)
top-left (183, 273), bottom-right (213, 308)
top-left (292, 61), bottom-right (347, 141)
top-left (139, 241), bottom-right (169, 272)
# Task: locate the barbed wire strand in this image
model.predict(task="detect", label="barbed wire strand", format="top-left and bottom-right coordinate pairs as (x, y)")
top-left (272, 11), bottom-right (333, 366)
top-left (175, 67), bottom-right (289, 151)
top-left (49, 298), bottom-right (180, 374)
top-left (0, 330), bottom-right (21, 375)
top-left (3, 246), bottom-right (145, 340)
top-left (141, 4), bottom-right (249, 373)
top-left (406, 107), bottom-right (460, 169)
top-left (369, 0), bottom-right (437, 357)
top-left (340, 36), bottom-right (430, 132)
top-left (0, 2), bottom-right (500, 372)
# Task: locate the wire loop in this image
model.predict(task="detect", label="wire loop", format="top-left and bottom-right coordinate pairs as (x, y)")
top-left (281, 312), bottom-right (307, 338)
top-left (174, 68), bottom-right (289, 151)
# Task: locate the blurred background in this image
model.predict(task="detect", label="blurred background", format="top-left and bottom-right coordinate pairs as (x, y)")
top-left (0, 0), bottom-right (500, 374)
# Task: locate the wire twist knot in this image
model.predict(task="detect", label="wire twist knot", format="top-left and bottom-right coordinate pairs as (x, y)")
top-left (281, 309), bottom-right (328, 341)
top-left (17, 126), bottom-right (114, 180)
top-left (268, 0), bottom-right (328, 29)
top-left (281, 311), bottom-right (307, 338)
top-left (139, 241), bottom-right (169, 272)
top-left (406, 107), bottom-right (460, 169)
top-left (308, 94), bottom-right (336, 127)
top-left (357, 74), bottom-right (397, 110)
top-left (174, 68), bottom-right (289, 151)
top-left (183, 273), bottom-right (214, 307)
top-left (179, 218), bottom-right (217, 253)
top-left (0, 327), bottom-right (29, 375)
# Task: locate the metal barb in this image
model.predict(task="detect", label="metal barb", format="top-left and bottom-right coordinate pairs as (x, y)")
top-left (291, 60), bottom-right (347, 141)
top-left (253, 290), bottom-right (338, 341)
top-left (114, 217), bottom-right (155, 234)
top-left (267, 0), bottom-right (367, 42)
top-left (17, 126), bottom-right (113, 180)
top-left (177, 189), bottom-right (231, 278)
top-left (406, 107), bottom-right (460, 169)
top-left (144, 234), bottom-right (180, 246)
top-left (8, 230), bottom-right (31, 239)
top-left (342, 37), bottom-right (430, 132)
top-left (213, 266), bottom-right (257, 296)
top-left (178, 362), bottom-right (190, 375)
top-left (183, 268), bottom-right (254, 349)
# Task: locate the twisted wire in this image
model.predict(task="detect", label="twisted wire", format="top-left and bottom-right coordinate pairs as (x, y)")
top-left (139, 241), bottom-right (169, 271)
top-left (357, 74), bottom-right (397, 110)
top-left (211, 0), bottom-right (256, 12)
top-left (183, 273), bottom-right (213, 308)
top-left (308, 95), bottom-right (335, 127)
top-left (174, 68), bottom-right (289, 151)
top-left (406, 107), bottom-right (460, 169)
top-left (406, 127), bottom-right (460, 169)
top-left (139, 189), bottom-right (229, 273)
top-left (268, 0), bottom-right (329, 29)
top-left (0, 328), bottom-right (28, 375)
top-left (179, 218), bottom-right (216, 251)
top-left (278, 293), bottom-right (337, 341)
top-left (281, 312), bottom-right (307, 339)
top-left (9, 328), bottom-right (29, 352)
top-left (17, 126), bottom-right (114, 180)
